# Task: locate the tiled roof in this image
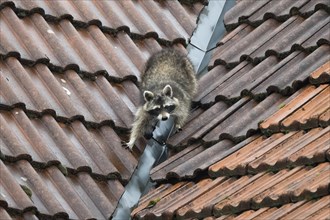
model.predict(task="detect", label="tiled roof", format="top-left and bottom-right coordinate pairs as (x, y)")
top-left (151, 82), bottom-right (330, 181)
top-left (133, 163), bottom-right (329, 219)
top-left (223, 0), bottom-right (330, 30)
top-left (133, 0), bottom-right (330, 219)
top-left (1, 0), bottom-right (204, 45)
top-left (0, 0), bottom-right (204, 218)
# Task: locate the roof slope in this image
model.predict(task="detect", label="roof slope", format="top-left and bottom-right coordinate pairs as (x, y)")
top-left (0, 0), bottom-right (204, 218)
top-left (133, 0), bottom-right (330, 219)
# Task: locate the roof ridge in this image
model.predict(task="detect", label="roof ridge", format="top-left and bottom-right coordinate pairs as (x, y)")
top-left (0, 103), bottom-right (130, 134)
top-left (224, 1), bottom-right (330, 31)
top-left (0, 1), bottom-right (186, 47)
top-left (0, 52), bottom-right (138, 85)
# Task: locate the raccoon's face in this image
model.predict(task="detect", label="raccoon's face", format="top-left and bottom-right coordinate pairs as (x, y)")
top-left (143, 85), bottom-right (179, 121)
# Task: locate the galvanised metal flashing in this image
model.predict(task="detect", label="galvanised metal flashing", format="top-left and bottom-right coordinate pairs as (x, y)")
top-left (111, 118), bottom-right (175, 219)
top-left (189, 0), bottom-right (236, 74)
top-left (111, 1), bottom-right (234, 219)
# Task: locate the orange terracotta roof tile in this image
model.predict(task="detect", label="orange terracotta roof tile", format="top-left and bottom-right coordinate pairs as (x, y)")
top-left (2, 0), bottom-right (329, 218)
top-left (150, 78), bottom-right (329, 182)
top-left (310, 61), bottom-right (330, 84)
top-left (216, 196), bottom-right (330, 220)
top-left (208, 126), bottom-right (329, 177)
top-left (249, 127), bottom-right (330, 172)
top-left (281, 85), bottom-right (329, 129)
top-left (208, 133), bottom-right (285, 176)
top-left (250, 163), bottom-right (329, 208)
top-left (133, 0), bottom-right (330, 218)
top-left (276, 195), bottom-right (330, 220)
top-left (133, 163), bottom-right (329, 219)
top-left (260, 84), bottom-right (329, 132)
top-left (260, 85), bottom-right (325, 131)
top-left (320, 108), bottom-right (330, 127)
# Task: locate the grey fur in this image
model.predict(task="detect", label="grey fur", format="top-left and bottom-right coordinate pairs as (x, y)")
top-left (124, 49), bottom-right (197, 150)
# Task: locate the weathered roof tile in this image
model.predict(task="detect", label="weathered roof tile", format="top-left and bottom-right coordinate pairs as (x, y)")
top-left (1, 0), bottom-right (202, 43)
top-left (225, 195), bottom-right (330, 220)
top-left (2, 0), bottom-right (329, 218)
top-left (0, 0), bottom-right (204, 217)
top-left (224, 0), bottom-right (329, 30)
top-left (133, 0), bottom-right (330, 218)
top-left (135, 163), bottom-right (329, 219)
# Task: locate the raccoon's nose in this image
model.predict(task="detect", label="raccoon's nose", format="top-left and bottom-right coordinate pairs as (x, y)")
top-left (161, 116), bottom-right (168, 121)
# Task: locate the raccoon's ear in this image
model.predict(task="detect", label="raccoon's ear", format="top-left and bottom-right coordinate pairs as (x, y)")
top-left (163, 85), bottom-right (173, 97)
top-left (143, 91), bottom-right (154, 102)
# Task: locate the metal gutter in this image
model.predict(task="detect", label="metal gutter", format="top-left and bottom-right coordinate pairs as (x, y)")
top-left (111, 1), bottom-right (235, 219)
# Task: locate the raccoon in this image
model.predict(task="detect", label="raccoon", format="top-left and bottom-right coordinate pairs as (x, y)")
top-left (123, 49), bottom-right (197, 150)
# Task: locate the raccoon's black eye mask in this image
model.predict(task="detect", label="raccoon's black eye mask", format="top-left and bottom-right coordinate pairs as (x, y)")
top-left (147, 105), bottom-right (176, 116)
top-left (164, 105), bottom-right (175, 113)
top-left (148, 108), bottom-right (161, 116)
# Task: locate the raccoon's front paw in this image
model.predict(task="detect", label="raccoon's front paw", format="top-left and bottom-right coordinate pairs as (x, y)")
top-left (121, 141), bottom-right (133, 151)
top-left (144, 132), bottom-right (153, 140)
top-left (175, 125), bottom-right (182, 132)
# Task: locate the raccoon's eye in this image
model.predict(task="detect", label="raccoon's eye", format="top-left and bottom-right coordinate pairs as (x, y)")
top-left (148, 108), bottom-right (161, 116)
top-left (164, 105), bottom-right (176, 113)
